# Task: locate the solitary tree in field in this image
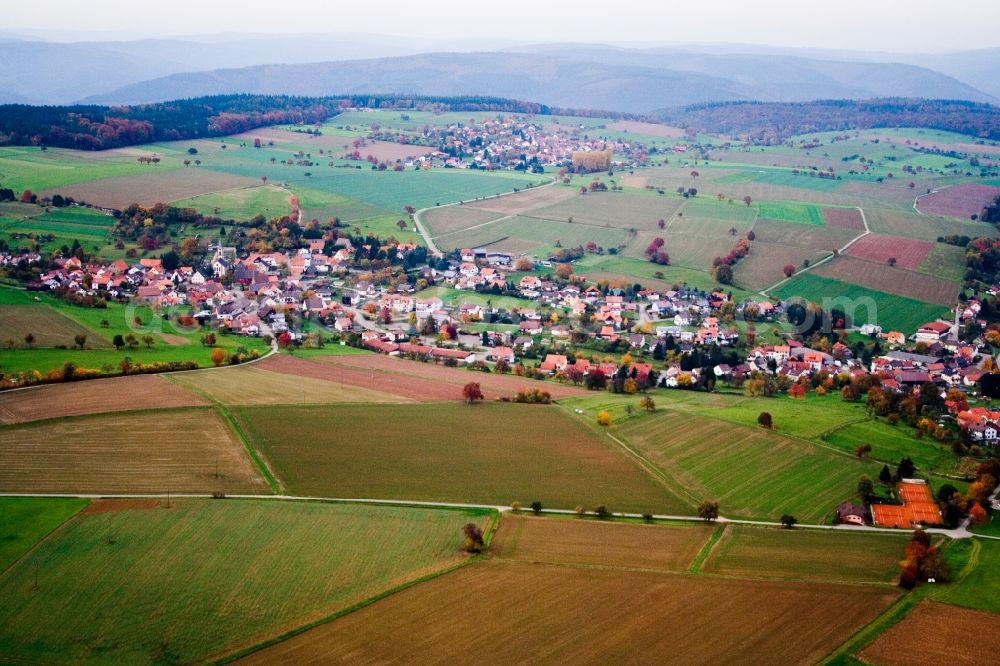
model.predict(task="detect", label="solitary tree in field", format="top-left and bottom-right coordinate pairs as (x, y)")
top-left (396, 219), bottom-right (407, 231)
top-left (757, 411), bottom-right (773, 429)
top-left (780, 514), bottom-right (798, 529)
top-left (112, 334), bottom-right (125, 350)
top-left (4, 338), bottom-right (14, 350)
top-left (462, 523), bottom-right (484, 553)
top-left (142, 335), bottom-right (155, 349)
top-left (698, 500), bottom-right (719, 522)
top-left (857, 475), bottom-right (874, 500)
top-left (640, 395), bottom-right (656, 412)
top-left (887, 257), bottom-right (897, 267)
top-left (24, 333), bottom-right (35, 348)
top-left (657, 219), bottom-right (666, 229)
top-left (210, 347), bottom-right (227, 367)
top-left (261, 176), bottom-right (268, 185)
top-left (530, 501), bottom-right (543, 515)
top-left (855, 443), bottom-right (872, 459)
top-left (879, 464), bottom-right (893, 485)
top-left (74, 334), bottom-right (86, 349)
top-left (596, 411), bottom-right (612, 426)
top-left (462, 382), bottom-right (484, 404)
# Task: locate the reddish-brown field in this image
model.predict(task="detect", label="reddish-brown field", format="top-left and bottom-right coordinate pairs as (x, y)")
top-left (0, 374), bottom-right (207, 424)
top-left (916, 183), bottom-right (1000, 219)
top-left (257, 353), bottom-right (587, 401)
top-left (813, 256), bottom-right (959, 305)
top-left (492, 514), bottom-right (713, 571)
top-left (0, 408), bottom-right (266, 494)
top-left (859, 601), bottom-right (1000, 666)
top-left (48, 169), bottom-right (259, 209)
top-left (845, 233), bottom-right (934, 270)
top-left (81, 498), bottom-right (162, 514)
top-left (822, 207), bottom-right (866, 230)
top-left (464, 185), bottom-right (576, 215)
top-left (240, 560), bottom-right (898, 665)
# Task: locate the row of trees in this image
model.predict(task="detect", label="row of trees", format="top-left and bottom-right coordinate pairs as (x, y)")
top-left (0, 94), bottom-right (641, 151)
top-left (656, 99), bottom-right (1000, 143)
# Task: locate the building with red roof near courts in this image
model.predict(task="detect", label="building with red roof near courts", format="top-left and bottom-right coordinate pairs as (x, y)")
top-left (870, 480), bottom-right (941, 528)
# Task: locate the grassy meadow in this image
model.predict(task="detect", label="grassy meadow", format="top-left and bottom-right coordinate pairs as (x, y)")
top-left (0, 499), bottom-right (489, 664)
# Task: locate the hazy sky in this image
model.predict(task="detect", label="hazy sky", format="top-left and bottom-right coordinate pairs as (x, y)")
top-left (2, 0), bottom-right (997, 52)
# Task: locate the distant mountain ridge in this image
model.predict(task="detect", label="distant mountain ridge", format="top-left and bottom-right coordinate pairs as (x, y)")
top-left (0, 34), bottom-right (996, 110)
top-left (83, 48), bottom-right (995, 112)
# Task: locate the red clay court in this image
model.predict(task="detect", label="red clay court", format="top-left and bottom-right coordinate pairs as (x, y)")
top-left (871, 481), bottom-right (941, 528)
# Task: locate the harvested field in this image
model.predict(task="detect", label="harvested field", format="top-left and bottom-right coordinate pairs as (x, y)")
top-left (859, 601), bottom-right (1000, 666)
top-left (845, 233), bottom-right (933, 270)
top-left (421, 205), bottom-right (499, 238)
top-left (822, 207), bottom-right (866, 230)
top-left (492, 514), bottom-right (713, 571)
top-left (606, 120), bottom-right (685, 137)
top-left (463, 184), bottom-right (575, 215)
top-left (812, 256), bottom-right (959, 306)
top-left (529, 191), bottom-right (686, 230)
top-left (864, 207), bottom-right (999, 241)
top-left (436, 214), bottom-right (629, 256)
top-left (259, 352), bottom-right (586, 401)
top-left (166, 365), bottom-right (409, 406)
top-left (0, 304), bottom-right (111, 349)
top-left (749, 219), bottom-right (858, 249)
top-left (735, 245), bottom-right (833, 291)
top-left (0, 374), bottom-right (207, 424)
top-left (625, 231), bottom-right (731, 269)
top-left (0, 408), bottom-right (266, 494)
top-left (340, 140), bottom-right (436, 162)
top-left (0, 499), bottom-right (485, 664)
top-left (47, 168), bottom-right (259, 209)
top-left (236, 402), bottom-right (681, 512)
top-left (702, 524), bottom-right (904, 583)
top-left (242, 560), bottom-right (898, 665)
top-left (916, 183), bottom-right (1000, 218)
top-left (615, 410), bottom-right (881, 523)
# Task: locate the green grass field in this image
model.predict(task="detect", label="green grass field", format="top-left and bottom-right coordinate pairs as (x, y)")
top-left (573, 254), bottom-right (757, 300)
top-left (614, 409), bottom-right (881, 523)
top-left (702, 524), bottom-right (906, 584)
top-left (823, 419), bottom-right (957, 473)
top-left (0, 146), bottom-right (177, 192)
top-left (0, 499), bottom-right (488, 663)
top-left (0, 286), bottom-right (268, 376)
top-left (236, 402), bottom-right (682, 513)
top-left (172, 184), bottom-right (292, 221)
top-left (929, 539), bottom-right (1000, 614)
top-left (0, 497), bottom-right (89, 572)
top-left (771, 273), bottom-right (948, 333)
top-left (758, 201), bottom-right (825, 226)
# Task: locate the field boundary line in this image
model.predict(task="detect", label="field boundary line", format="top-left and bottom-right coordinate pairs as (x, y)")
top-left (216, 406), bottom-right (281, 495)
top-left (414, 176), bottom-right (557, 256)
top-left (430, 213), bottom-right (513, 240)
top-left (0, 498), bottom-right (89, 579)
top-left (213, 511), bottom-right (499, 665)
top-left (688, 523), bottom-right (728, 573)
top-left (757, 205), bottom-right (870, 296)
top-left (818, 537), bottom-right (971, 665)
